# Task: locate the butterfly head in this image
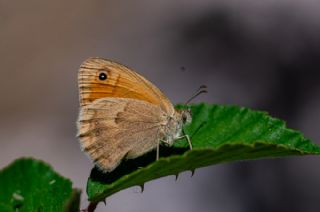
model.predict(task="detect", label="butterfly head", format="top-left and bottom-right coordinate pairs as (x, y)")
top-left (180, 109), bottom-right (192, 125)
top-left (173, 109), bottom-right (192, 137)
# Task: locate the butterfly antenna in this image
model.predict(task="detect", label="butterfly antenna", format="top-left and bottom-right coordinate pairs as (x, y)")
top-left (185, 85), bottom-right (208, 105)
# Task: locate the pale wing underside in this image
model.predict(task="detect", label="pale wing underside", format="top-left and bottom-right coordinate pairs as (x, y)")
top-left (78, 58), bottom-right (174, 115)
top-left (77, 97), bottom-right (166, 172)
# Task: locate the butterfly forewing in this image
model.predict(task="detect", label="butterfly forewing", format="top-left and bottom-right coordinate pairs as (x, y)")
top-left (78, 58), bottom-right (174, 115)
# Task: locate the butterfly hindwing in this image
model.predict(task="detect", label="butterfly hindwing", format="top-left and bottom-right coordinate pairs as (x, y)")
top-left (77, 97), bottom-right (165, 172)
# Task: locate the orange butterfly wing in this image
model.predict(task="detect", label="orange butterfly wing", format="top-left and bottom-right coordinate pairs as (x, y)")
top-left (78, 57), bottom-right (174, 115)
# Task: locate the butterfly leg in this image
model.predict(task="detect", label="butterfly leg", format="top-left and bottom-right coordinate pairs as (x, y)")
top-left (157, 139), bottom-right (172, 160)
top-left (175, 134), bottom-right (192, 150)
top-left (156, 141), bottom-right (160, 160)
top-left (185, 134), bottom-right (192, 150)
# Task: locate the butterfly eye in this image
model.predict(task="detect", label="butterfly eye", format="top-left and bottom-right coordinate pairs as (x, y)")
top-left (98, 72), bottom-right (107, 81)
top-left (182, 116), bottom-right (187, 123)
top-left (181, 110), bottom-right (192, 124)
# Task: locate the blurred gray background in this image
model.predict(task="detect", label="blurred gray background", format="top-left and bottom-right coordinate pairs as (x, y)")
top-left (1, 1), bottom-right (320, 211)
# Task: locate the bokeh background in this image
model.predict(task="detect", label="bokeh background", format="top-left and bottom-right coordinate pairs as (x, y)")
top-left (1, 1), bottom-right (320, 211)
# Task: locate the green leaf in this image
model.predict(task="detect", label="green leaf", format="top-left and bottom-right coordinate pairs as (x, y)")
top-left (0, 158), bottom-right (81, 212)
top-left (86, 104), bottom-right (320, 203)
top-left (0, 203), bottom-right (13, 212)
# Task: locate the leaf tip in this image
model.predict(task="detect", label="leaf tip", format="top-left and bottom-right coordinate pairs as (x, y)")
top-left (174, 173), bottom-right (179, 181)
top-left (139, 184), bottom-right (145, 193)
top-left (190, 169), bottom-right (196, 177)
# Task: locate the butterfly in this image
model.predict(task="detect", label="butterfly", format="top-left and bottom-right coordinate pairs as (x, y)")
top-left (77, 58), bottom-right (195, 172)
